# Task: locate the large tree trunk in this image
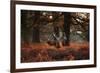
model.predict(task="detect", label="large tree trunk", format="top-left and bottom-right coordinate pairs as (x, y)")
top-left (21, 10), bottom-right (31, 43)
top-left (32, 11), bottom-right (40, 43)
top-left (63, 12), bottom-right (71, 45)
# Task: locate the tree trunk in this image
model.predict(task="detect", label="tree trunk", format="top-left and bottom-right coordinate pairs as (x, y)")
top-left (87, 25), bottom-right (89, 41)
top-left (53, 26), bottom-right (60, 48)
top-left (54, 26), bottom-right (59, 37)
top-left (32, 27), bottom-right (40, 42)
top-left (63, 12), bottom-right (71, 45)
top-left (32, 11), bottom-right (40, 43)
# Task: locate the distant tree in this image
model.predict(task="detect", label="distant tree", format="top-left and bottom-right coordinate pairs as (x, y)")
top-left (71, 13), bottom-right (90, 41)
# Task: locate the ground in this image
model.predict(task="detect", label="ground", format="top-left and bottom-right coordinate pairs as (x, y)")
top-left (21, 41), bottom-right (89, 63)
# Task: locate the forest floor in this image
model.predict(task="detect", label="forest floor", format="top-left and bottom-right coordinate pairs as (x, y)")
top-left (21, 41), bottom-right (89, 63)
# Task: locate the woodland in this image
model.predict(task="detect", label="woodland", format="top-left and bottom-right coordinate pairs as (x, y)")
top-left (21, 10), bottom-right (89, 62)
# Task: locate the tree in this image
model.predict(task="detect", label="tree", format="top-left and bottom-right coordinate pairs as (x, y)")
top-left (32, 11), bottom-right (41, 43)
top-left (71, 13), bottom-right (90, 41)
top-left (21, 10), bottom-right (32, 42)
top-left (63, 12), bottom-right (71, 45)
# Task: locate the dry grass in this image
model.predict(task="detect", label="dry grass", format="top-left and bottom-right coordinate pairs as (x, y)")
top-left (21, 41), bottom-right (89, 63)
